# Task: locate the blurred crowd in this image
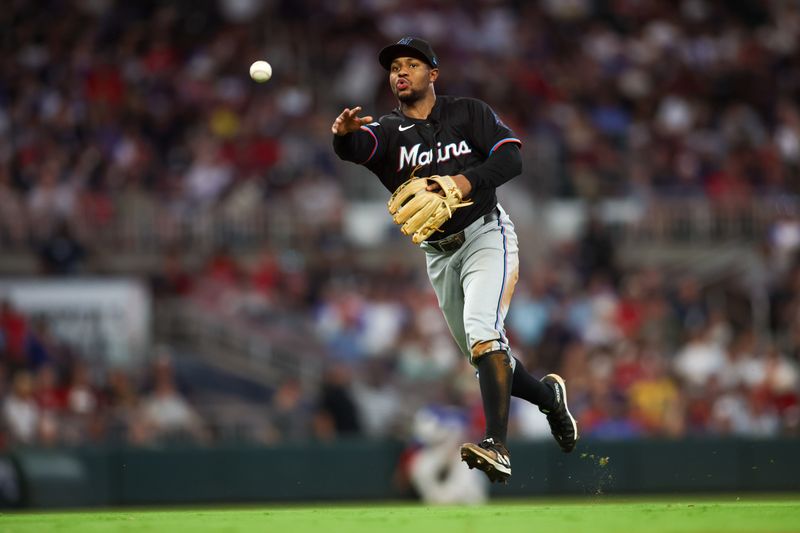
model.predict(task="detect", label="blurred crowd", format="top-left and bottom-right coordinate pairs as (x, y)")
top-left (3, 212), bottom-right (800, 448)
top-left (0, 298), bottom-right (210, 448)
top-left (1, 0), bottom-right (800, 254)
top-left (2, 0), bottom-right (800, 449)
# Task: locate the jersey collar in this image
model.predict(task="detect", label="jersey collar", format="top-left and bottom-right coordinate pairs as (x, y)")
top-left (393, 96), bottom-right (443, 122)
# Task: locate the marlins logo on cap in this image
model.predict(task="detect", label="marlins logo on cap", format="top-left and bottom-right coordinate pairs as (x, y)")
top-left (378, 37), bottom-right (439, 70)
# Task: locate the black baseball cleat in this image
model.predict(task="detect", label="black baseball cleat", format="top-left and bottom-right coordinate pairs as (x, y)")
top-left (540, 373), bottom-right (579, 453)
top-left (460, 438), bottom-right (511, 484)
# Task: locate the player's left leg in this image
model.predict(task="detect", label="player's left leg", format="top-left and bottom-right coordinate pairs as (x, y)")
top-left (508, 355), bottom-right (578, 452)
top-left (422, 246), bottom-right (469, 356)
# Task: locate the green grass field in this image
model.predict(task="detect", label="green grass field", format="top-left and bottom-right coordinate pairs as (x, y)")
top-left (2, 497), bottom-right (799, 533)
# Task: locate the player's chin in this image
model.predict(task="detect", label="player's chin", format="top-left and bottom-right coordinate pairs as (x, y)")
top-left (396, 89), bottom-right (418, 103)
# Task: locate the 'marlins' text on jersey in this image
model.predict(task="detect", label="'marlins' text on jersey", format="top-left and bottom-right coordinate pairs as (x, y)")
top-left (332, 95), bottom-right (522, 239)
top-left (398, 140), bottom-right (472, 171)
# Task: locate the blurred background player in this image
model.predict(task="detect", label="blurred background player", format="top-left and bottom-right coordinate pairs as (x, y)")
top-left (399, 405), bottom-right (488, 505)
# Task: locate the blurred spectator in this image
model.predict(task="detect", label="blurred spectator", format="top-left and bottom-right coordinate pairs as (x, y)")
top-left (395, 325), bottom-right (457, 382)
top-left (2, 372), bottom-right (39, 445)
top-left (183, 136), bottom-right (233, 209)
top-left (673, 324), bottom-right (727, 389)
top-left (627, 351), bottom-right (684, 437)
top-left (267, 378), bottom-right (311, 442)
top-left (0, 165), bottom-right (27, 249)
top-left (61, 361), bottom-right (102, 444)
top-left (577, 215), bottom-right (618, 286)
top-left (27, 162), bottom-right (77, 241)
top-left (203, 246), bottom-right (240, 287)
top-left (24, 318), bottom-right (58, 370)
top-left (315, 290), bottom-right (368, 364)
top-left (582, 275), bottom-right (622, 347)
top-left (712, 386), bottom-right (780, 437)
top-left (351, 359), bottom-right (403, 439)
top-left (151, 251), bottom-right (194, 297)
top-left (670, 276), bottom-right (708, 332)
top-left (33, 364), bottom-right (65, 413)
top-left (0, 301), bottom-right (28, 371)
top-left (583, 390), bottom-right (645, 440)
top-left (248, 248), bottom-right (281, 301)
top-left (104, 368), bottom-right (146, 445)
top-left (37, 222), bottom-right (87, 275)
top-left (507, 270), bottom-right (557, 349)
top-left (138, 355), bottom-right (208, 445)
top-left (314, 364), bottom-right (361, 440)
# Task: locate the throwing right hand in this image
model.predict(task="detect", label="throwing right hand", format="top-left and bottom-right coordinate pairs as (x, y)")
top-left (331, 106), bottom-right (374, 136)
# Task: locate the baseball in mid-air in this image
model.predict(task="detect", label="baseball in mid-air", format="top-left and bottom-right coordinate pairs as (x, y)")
top-left (249, 60), bottom-right (272, 83)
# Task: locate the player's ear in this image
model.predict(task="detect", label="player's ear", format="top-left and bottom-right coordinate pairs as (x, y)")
top-left (429, 68), bottom-right (439, 83)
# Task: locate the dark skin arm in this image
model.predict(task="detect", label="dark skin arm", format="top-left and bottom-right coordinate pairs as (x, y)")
top-left (331, 106), bottom-right (374, 135)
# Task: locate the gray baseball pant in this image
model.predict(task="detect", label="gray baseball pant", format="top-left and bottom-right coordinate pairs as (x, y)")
top-left (421, 204), bottom-right (519, 368)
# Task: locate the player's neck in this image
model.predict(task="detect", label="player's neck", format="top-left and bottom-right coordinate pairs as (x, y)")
top-left (400, 91), bottom-right (436, 120)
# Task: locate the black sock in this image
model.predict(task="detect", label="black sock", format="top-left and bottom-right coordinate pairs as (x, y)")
top-left (475, 351), bottom-right (512, 444)
top-left (511, 356), bottom-right (556, 410)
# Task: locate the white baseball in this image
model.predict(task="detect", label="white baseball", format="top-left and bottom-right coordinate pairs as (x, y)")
top-left (249, 60), bottom-right (272, 83)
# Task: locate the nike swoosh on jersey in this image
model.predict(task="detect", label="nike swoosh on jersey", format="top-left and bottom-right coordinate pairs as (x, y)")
top-left (398, 124), bottom-right (415, 131)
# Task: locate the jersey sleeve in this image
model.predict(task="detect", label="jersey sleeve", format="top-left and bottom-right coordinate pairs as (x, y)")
top-left (462, 100), bottom-right (523, 190)
top-left (468, 99), bottom-right (522, 158)
top-left (462, 142), bottom-right (522, 191)
top-left (332, 122), bottom-right (386, 166)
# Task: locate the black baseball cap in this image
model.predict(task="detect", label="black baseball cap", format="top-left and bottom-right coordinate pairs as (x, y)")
top-left (378, 37), bottom-right (439, 70)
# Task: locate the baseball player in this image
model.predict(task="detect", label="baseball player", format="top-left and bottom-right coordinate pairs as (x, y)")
top-left (331, 37), bottom-right (578, 483)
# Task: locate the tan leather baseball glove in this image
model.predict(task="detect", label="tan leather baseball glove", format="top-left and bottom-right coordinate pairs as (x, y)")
top-left (387, 172), bottom-right (473, 244)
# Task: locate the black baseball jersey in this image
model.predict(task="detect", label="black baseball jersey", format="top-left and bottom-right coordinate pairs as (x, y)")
top-left (333, 95), bottom-right (522, 239)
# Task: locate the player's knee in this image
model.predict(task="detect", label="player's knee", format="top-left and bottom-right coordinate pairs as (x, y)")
top-left (470, 341), bottom-right (508, 365)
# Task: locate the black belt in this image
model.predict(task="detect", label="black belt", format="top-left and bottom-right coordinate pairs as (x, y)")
top-left (426, 207), bottom-right (500, 253)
